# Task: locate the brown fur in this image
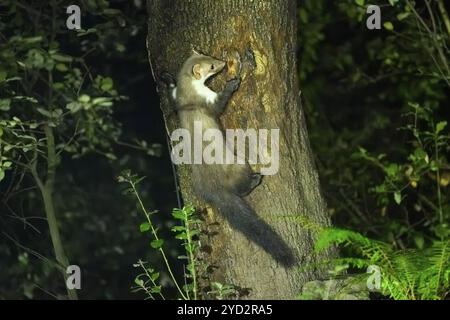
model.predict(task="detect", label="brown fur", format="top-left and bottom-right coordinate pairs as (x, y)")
top-left (161, 52), bottom-right (295, 266)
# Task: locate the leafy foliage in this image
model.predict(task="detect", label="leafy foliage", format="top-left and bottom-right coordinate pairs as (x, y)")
top-left (352, 103), bottom-right (449, 242)
top-left (315, 228), bottom-right (450, 300)
top-left (119, 170), bottom-right (201, 300)
top-left (0, 0), bottom-right (163, 299)
top-left (299, 0), bottom-right (450, 300)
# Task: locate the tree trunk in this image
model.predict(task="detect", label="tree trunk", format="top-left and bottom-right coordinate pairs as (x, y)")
top-left (147, 0), bottom-right (334, 299)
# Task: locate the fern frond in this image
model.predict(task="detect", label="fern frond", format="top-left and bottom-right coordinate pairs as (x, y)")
top-left (315, 228), bottom-right (450, 300)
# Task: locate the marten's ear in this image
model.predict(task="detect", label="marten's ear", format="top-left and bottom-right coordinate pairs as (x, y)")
top-left (192, 64), bottom-right (202, 80)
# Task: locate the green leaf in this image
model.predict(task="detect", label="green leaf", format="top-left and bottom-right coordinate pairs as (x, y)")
top-left (0, 99), bottom-right (11, 111)
top-left (150, 286), bottom-right (162, 294)
top-left (3, 161), bottom-right (12, 168)
top-left (13, 96), bottom-right (38, 103)
top-left (4, 145), bottom-right (13, 152)
top-left (434, 224), bottom-right (449, 238)
top-left (115, 43), bottom-right (126, 53)
top-left (436, 121), bottom-right (447, 134)
top-left (139, 222), bottom-right (150, 233)
top-left (134, 277), bottom-right (144, 287)
top-left (355, 0), bottom-right (365, 6)
top-left (77, 28), bottom-right (97, 37)
top-left (36, 108), bottom-right (52, 117)
top-left (397, 12), bottom-right (410, 21)
top-left (211, 282), bottom-right (223, 290)
top-left (172, 211), bottom-right (185, 220)
top-left (66, 102), bottom-right (82, 113)
top-left (150, 239), bottom-right (164, 249)
top-left (151, 272), bottom-right (160, 281)
top-left (385, 163), bottom-right (399, 177)
top-left (175, 233), bottom-right (188, 240)
top-left (105, 153), bottom-right (117, 160)
top-left (383, 22), bottom-right (394, 31)
top-left (171, 226), bottom-right (185, 232)
top-left (430, 160), bottom-right (439, 172)
top-left (52, 82), bottom-right (64, 90)
top-left (51, 54), bottom-right (73, 63)
top-left (413, 234), bottom-right (424, 249)
top-left (394, 191), bottom-right (402, 205)
top-left (92, 97), bottom-right (113, 106)
top-left (190, 230), bottom-right (200, 237)
top-left (100, 77), bottom-right (113, 91)
top-left (78, 94), bottom-right (91, 103)
top-left (55, 63), bottom-right (68, 72)
top-left (413, 148), bottom-right (427, 160)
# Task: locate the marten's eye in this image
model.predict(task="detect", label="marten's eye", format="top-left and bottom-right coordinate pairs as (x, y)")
top-left (211, 64), bottom-right (215, 70)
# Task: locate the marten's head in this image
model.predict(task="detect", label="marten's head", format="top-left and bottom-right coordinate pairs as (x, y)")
top-left (183, 51), bottom-right (226, 83)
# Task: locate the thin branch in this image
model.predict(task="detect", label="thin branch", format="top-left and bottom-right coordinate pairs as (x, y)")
top-left (437, 0), bottom-right (450, 36)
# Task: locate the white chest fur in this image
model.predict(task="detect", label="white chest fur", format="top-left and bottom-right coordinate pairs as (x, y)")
top-left (172, 87), bottom-right (177, 100)
top-left (192, 79), bottom-right (218, 104)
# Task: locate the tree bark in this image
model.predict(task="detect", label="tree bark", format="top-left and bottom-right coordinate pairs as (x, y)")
top-left (147, 0), bottom-right (334, 299)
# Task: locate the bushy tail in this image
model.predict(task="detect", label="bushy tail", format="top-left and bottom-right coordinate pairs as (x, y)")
top-left (205, 191), bottom-right (296, 267)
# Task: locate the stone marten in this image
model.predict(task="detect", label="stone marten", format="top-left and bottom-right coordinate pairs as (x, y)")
top-left (160, 51), bottom-right (295, 266)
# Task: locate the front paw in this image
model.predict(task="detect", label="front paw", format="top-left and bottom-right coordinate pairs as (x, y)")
top-left (226, 77), bottom-right (241, 92)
